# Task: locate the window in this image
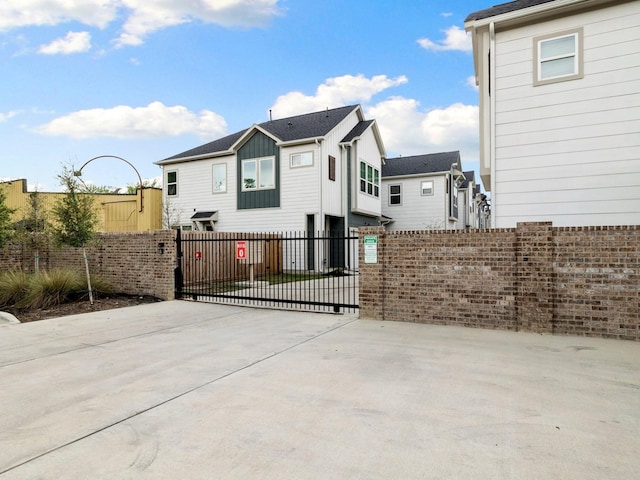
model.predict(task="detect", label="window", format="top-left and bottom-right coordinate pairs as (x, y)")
top-left (242, 156), bottom-right (275, 191)
top-left (167, 171), bottom-right (177, 196)
top-left (291, 151), bottom-right (313, 167)
top-left (534, 29), bottom-right (583, 85)
top-left (389, 184), bottom-right (401, 205)
top-left (421, 180), bottom-right (433, 196)
top-left (359, 160), bottom-right (379, 197)
top-left (328, 155), bottom-right (336, 181)
top-left (212, 164), bottom-right (226, 193)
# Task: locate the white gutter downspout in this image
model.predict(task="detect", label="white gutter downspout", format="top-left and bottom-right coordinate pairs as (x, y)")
top-left (316, 138), bottom-right (323, 233)
top-left (490, 21), bottom-right (497, 228)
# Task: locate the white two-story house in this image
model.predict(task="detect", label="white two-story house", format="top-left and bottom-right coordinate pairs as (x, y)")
top-left (465, 0), bottom-right (640, 227)
top-left (155, 105), bottom-right (385, 237)
top-left (381, 151), bottom-right (466, 231)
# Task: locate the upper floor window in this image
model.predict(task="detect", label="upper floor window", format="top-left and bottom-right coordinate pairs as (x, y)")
top-left (389, 184), bottom-right (401, 205)
top-left (328, 155), bottom-right (336, 181)
top-left (291, 151), bottom-right (313, 167)
top-left (242, 156), bottom-right (275, 191)
top-left (421, 180), bottom-right (434, 196)
top-left (212, 164), bottom-right (226, 193)
top-left (534, 28), bottom-right (583, 86)
top-left (167, 171), bottom-right (177, 196)
top-left (359, 160), bottom-right (379, 197)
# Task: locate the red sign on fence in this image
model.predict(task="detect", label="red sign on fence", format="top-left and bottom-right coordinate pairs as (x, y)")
top-left (194, 251), bottom-right (202, 260)
top-left (236, 241), bottom-right (247, 260)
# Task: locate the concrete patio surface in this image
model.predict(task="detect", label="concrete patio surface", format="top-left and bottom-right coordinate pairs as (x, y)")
top-left (0, 301), bottom-right (638, 479)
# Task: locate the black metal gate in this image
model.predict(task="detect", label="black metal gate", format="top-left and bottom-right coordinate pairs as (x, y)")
top-left (174, 230), bottom-right (359, 313)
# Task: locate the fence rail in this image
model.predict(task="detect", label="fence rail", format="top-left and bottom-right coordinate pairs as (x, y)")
top-left (175, 230), bottom-right (359, 313)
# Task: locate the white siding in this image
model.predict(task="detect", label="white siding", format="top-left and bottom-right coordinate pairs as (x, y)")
top-left (352, 128), bottom-right (383, 217)
top-left (492, 2), bottom-right (640, 227)
top-left (382, 175), bottom-right (447, 231)
top-left (163, 108), bottom-right (381, 233)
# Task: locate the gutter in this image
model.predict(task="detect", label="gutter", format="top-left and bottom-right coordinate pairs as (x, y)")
top-left (490, 21), bottom-right (497, 227)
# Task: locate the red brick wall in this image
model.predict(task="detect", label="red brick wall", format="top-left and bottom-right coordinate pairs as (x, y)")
top-left (359, 223), bottom-right (639, 341)
top-left (553, 226), bottom-right (640, 339)
top-left (0, 231), bottom-right (176, 300)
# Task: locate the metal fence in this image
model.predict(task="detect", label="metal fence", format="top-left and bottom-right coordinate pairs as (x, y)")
top-left (175, 230), bottom-right (359, 313)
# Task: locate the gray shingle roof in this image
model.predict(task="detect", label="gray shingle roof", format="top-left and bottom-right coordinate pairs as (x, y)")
top-left (341, 120), bottom-right (374, 143)
top-left (158, 105), bottom-right (360, 163)
top-left (382, 152), bottom-right (461, 178)
top-left (461, 170), bottom-right (476, 189)
top-left (465, 0), bottom-right (556, 22)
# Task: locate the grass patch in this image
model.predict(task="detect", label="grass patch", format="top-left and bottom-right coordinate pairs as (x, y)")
top-left (0, 269), bottom-right (114, 311)
top-left (264, 272), bottom-right (323, 285)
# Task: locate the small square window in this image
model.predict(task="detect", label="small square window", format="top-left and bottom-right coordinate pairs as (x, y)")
top-left (534, 28), bottom-right (583, 86)
top-left (421, 180), bottom-right (433, 196)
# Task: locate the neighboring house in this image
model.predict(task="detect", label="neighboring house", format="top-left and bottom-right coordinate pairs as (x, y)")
top-left (381, 151), bottom-right (466, 231)
top-left (155, 105), bottom-right (385, 236)
top-left (457, 171), bottom-right (478, 230)
top-left (0, 179), bottom-right (162, 232)
top-left (465, 0), bottom-right (640, 227)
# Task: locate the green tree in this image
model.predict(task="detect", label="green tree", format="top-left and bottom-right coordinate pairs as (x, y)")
top-left (125, 178), bottom-right (160, 194)
top-left (14, 189), bottom-right (50, 272)
top-left (51, 165), bottom-right (98, 304)
top-left (0, 187), bottom-right (15, 249)
top-left (80, 184), bottom-right (116, 194)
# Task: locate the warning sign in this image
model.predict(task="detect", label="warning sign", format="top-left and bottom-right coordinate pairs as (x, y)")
top-left (236, 241), bottom-right (247, 260)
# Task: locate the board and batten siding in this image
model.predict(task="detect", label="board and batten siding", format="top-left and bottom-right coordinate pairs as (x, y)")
top-left (492, 1), bottom-right (640, 227)
top-left (382, 175), bottom-right (447, 231)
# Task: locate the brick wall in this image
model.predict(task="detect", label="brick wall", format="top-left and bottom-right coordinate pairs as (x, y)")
top-left (359, 223), bottom-right (640, 341)
top-left (0, 230), bottom-right (176, 300)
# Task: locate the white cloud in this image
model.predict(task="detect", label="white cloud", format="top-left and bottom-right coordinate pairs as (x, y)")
top-left (0, 110), bottom-right (20, 122)
top-left (467, 75), bottom-right (479, 91)
top-left (115, 0), bottom-right (282, 46)
top-left (270, 74), bottom-right (408, 118)
top-left (36, 101), bottom-right (228, 139)
top-left (418, 25), bottom-right (471, 52)
top-left (0, 0), bottom-right (283, 47)
top-left (0, 1), bottom-right (118, 30)
top-left (366, 97), bottom-right (479, 161)
top-left (38, 31), bottom-right (91, 54)
top-left (269, 74), bottom-right (479, 164)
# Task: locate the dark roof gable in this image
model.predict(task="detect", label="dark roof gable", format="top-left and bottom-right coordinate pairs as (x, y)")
top-left (382, 151), bottom-right (461, 178)
top-left (341, 120), bottom-right (374, 143)
top-left (465, 0), bottom-right (556, 22)
top-left (158, 105), bottom-right (360, 163)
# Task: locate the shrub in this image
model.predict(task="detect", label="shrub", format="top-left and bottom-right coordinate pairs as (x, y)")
top-left (0, 271), bottom-right (31, 307)
top-left (0, 269), bottom-right (114, 311)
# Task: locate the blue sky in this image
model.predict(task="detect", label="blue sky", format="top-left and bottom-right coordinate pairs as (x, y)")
top-left (1, 0), bottom-right (490, 192)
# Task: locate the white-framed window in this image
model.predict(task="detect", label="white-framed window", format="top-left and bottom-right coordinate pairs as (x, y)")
top-left (421, 180), bottom-right (433, 196)
top-left (291, 151), bottom-right (313, 167)
top-left (359, 160), bottom-right (379, 197)
top-left (212, 163), bottom-right (226, 193)
top-left (242, 156), bottom-right (275, 191)
top-left (167, 171), bottom-right (177, 196)
top-left (389, 184), bottom-right (401, 205)
top-left (534, 28), bottom-right (583, 85)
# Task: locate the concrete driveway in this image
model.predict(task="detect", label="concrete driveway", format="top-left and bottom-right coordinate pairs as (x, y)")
top-left (1, 301), bottom-right (638, 479)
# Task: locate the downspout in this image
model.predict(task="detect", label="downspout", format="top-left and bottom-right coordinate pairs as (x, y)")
top-left (490, 21), bottom-right (497, 227)
top-left (316, 138), bottom-right (323, 232)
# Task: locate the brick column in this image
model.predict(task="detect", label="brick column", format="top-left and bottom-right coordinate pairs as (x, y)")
top-left (516, 222), bottom-right (554, 333)
top-left (358, 226), bottom-right (385, 320)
